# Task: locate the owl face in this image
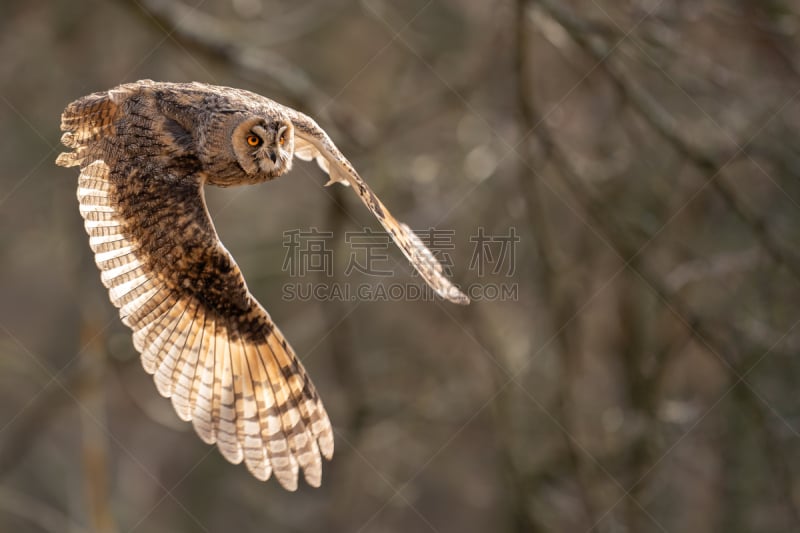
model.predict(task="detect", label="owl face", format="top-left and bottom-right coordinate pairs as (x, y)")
top-left (228, 115), bottom-right (294, 180)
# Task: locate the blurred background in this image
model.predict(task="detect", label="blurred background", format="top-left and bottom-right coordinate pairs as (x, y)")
top-left (1, 0), bottom-right (799, 531)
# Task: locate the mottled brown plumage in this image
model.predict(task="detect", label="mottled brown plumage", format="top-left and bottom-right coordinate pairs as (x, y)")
top-left (56, 80), bottom-right (468, 490)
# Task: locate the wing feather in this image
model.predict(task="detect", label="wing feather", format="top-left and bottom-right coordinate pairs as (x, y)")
top-left (168, 305), bottom-right (204, 419)
top-left (228, 323), bottom-right (251, 468)
top-left (239, 354), bottom-right (271, 480)
top-left (215, 322), bottom-right (244, 464)
top-left (129, 292), bottom-right (178, 351)
top-left (191, 314), bottom-right (217, 445)
top-left (147, 298), bottom-right (194, 376)
top-left (244, 339), bottom-right (275, 482)
top-left (263, 329), bottom-right (323, 486)
top-left (256, 335), bottom-right (300, 491)
top-left (288, 110), bottom-right (469, 304)
top-left (147, 308), bottom-right (186, 395)
top-left (118, 283), bottom-right (160, 319)
top-left (208, 320), bottom-right (227, 448)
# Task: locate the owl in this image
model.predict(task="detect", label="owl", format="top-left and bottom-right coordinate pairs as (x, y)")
top-left (56, 80), bottom-right (468, 491)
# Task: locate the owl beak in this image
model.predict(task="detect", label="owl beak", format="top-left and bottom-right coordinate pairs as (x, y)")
top-left (268, 150), bottom-right (278, 164)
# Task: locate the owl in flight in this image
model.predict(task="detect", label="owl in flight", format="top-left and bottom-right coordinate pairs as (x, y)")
top-left (56, 80), bottom-right (468, 490)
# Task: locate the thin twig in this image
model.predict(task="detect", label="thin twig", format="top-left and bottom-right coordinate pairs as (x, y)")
top-left (123, 0), bottom-right (375, 146)
top-left (533, 0), bottom-right (800, 282)
top-left (506, 0), bottom-right (600, 529)
top-left (0, 486), bottom-right (92, 533)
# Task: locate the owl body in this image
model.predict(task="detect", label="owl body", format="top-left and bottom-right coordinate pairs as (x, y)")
top-left (64, 82), bottom-right (285, 337)
top-left (57, 80), bottom-right (468, 490)
top-left (73, 81), bottom-right (295, 184)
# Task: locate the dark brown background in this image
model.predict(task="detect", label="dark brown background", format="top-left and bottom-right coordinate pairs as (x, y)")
top-left (0, 0), bottom-right (799, 532)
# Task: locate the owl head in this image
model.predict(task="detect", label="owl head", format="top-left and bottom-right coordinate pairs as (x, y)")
top-left (193, 111), bottom-right (295, 185)
top-left (229, 115), bottom-right (294, 178)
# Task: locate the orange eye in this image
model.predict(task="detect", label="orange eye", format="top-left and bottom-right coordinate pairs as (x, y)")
top-left (279, 135), bottom-right (286, 146)
top-left (246, 134), bottom-right (261, 147)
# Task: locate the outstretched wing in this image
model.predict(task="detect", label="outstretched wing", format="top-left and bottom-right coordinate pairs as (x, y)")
top-left (56, 89), bottom-right (333, 490)
top-left (286, 110), bottom-right (470, 305)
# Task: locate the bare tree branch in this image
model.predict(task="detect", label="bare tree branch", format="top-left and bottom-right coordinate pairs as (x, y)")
top-left (124, 0), bottom-right (376, 145)
top-left (533, 0), bottom-right (800, 283)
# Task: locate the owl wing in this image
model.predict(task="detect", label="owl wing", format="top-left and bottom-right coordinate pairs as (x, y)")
top-left (56, 91), bottom-right (332, 491)
top-left (286, 110), bottom-right (470, 305)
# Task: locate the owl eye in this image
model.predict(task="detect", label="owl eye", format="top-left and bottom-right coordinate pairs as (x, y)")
top-left (246, 134), bottom-right (262, 147)
top-left (277, 124), bottom-right (289, 147)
